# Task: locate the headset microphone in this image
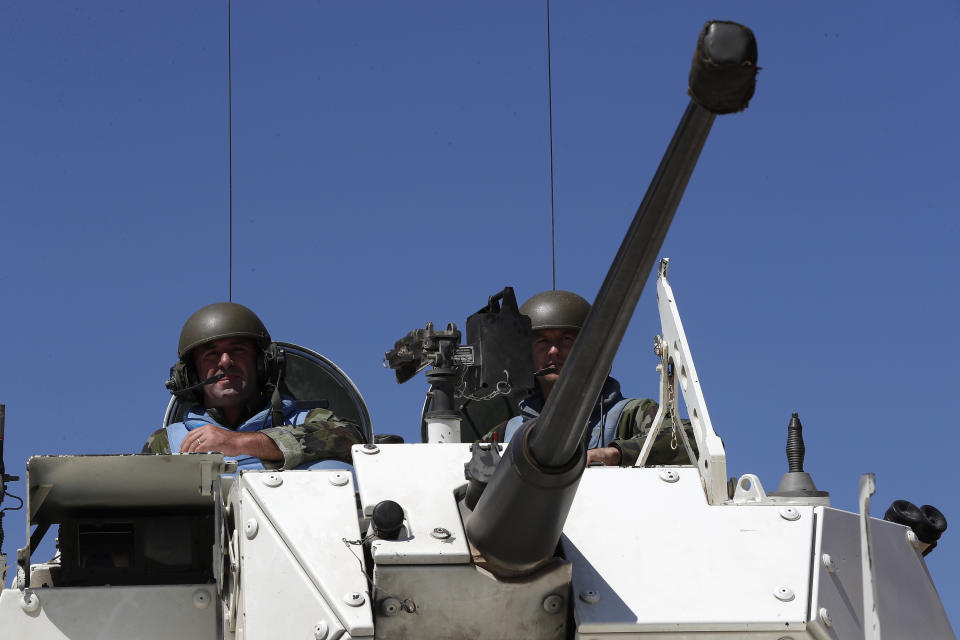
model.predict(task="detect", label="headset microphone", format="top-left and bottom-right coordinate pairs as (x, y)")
top-left (177, 373), bottom-right (226, 393)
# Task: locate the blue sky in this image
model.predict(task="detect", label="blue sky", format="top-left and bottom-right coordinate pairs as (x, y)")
top-left (1, 1), bottom-right (957, 631)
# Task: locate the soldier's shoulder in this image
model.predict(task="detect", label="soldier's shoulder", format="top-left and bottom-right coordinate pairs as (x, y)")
top-left (141, 428), bottom-right (171, 454)
top-left (626, 397), bottom-right (658, 410)
top-left (622, 397), bottom-right (659, 417)
top-left (302, 406), bottom-right (360, 429)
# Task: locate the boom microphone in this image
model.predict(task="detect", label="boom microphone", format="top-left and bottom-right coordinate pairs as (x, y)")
top-left (179, 373), bottom-right (226, 393)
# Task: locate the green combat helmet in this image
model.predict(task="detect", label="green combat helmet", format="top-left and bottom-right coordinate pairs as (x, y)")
top-left (167, 302), bottom-right (273, 402)
top-left (177, 302), bottom-right (271, 361)
top-left (519, 290), bottom-right (590, 332)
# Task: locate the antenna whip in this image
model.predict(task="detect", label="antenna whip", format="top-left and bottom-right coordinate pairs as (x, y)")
top-left (546, 0), bottom-right (557, 290)
top-left (227, 0), bottom-right (234, 302)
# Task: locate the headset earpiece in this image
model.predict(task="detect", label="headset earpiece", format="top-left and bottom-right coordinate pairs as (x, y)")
top-left (166, 361), bottom-right (202, 405)
top-left (261, 343), bottom-right (285, 389)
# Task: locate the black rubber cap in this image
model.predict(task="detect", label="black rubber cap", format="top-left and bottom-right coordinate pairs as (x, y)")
top-left (688, 21), bottom-right (759, 114)
top-left (884, 499), bottom-right (923, 527)
top-left (885, 499), bottom-right (947, 544)
top-left (920, 504), bottom-right (948, 542)
top-left (372, 500), bottom-right (405, 540)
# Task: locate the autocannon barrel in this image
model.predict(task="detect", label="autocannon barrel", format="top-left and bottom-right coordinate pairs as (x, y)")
top-left (465, 21), bottom-right (758, 577)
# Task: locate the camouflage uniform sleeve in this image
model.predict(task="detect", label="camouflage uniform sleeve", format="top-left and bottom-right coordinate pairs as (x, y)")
top-left (610, 398), bottom-right (698, 467)
top-left (141, 428), bottom-right (172, 454)
top-left (260, 407), bottom-right (365, 470)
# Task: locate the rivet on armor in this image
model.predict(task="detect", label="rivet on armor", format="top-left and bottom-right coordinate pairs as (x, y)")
top-left (380, 597), bottom-right (402, 617)
top-left (906, 529), bottom-right (922, 549)
top-left (659, 469), bottom-right (679, 483)
top-left (263, 473), bottom-right (283, 487)
top-left (193, 589), bottom-right (211, 609)
top-left (821, 553), bottom-right (837, 574)
top-left (542, 594), bottom-right (564, 614)
top-left (313, 621), bottom-right (329, 639)
top-left (579, 590), bottom-right (601, 604)
top-left (344, 591), bottom-right (366, 607)
top-left (431, 527), bottom-right (451, 540)
top-left (819, 607), bottom-right (832, 627)
top-left (244, 518), bottom-right (259, 539)
top-left (361, 444), bottom-right (380, 455)
top-left (779, 507), bottom-right (800, 521)
top-left (20, 591), bottom-right (40, 613)
top-left (773, 586), bottom-right (794, 602)
top-left (328, 472), bottom-right (349, 487)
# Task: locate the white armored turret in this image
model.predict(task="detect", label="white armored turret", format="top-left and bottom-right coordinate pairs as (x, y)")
top-left (0, 258), bottom-right (953, 638)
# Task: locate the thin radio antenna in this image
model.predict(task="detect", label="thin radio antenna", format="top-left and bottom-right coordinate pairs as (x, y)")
top-left (227, 0), bottom-right (234, 302)
top-left (546, 0), bottom-right (557, 290)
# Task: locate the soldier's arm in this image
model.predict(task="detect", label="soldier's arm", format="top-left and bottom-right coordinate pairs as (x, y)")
top-left (610, 398), bottom-right (697, 467)
top-left (260, 407), bottom-right (365, 470)
top-left (180, 425), bottom-right (283, 461)
top-left (142, 428), bottom-right (172, 454)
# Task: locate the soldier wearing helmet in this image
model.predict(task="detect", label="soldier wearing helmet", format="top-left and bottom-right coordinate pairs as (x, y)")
top-left (141, 302), bottom-right (364, 470)
top-left (486, 290), bottom-right (694, 467)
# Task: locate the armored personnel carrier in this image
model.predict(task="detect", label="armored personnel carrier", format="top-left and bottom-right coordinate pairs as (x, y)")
top-left (0, 21), bottom-right (952, 639)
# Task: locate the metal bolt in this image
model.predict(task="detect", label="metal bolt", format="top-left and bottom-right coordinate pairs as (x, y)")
top-left (773, 586), bottom-right (795, 602)
top-left (328, 472), bottom-right (349, 487)
top-left (361, 444), bottom-right (380, 455)
top-left (244, 518), bottom-right (259, 539)
top-left (431, 527), bottom-right (451, 540)
top-left (659, 469), bottom-right (679, 483)
top-left (579, 590), bottom-right (600, 604)
top-left (906, 530), bottom-right (922, 549)
top-left (344, 591), bottom-right (366, 607)
top-left (262, 473), bottom-right (283, 487)
top-left (20, 591), bottom-right (40, 613)
top-left (380, 597), bottom-right (402, 617)
top-left (821, 553), bottom-right (837, 574)
top-left (819, 607), bottom-right (832, 627)
top-left (193, 589), bottom-right (211, 609)
top-left (313, 621), bottom-right (329, 639)
top-left (779, 507), bottom-right (801, 521)
top-left (542, 594), bottom-right (564, 613)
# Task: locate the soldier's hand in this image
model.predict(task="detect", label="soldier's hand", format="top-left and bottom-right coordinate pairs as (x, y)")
top-left (180, 424), bottom-right (282, 461)
top-left (586, 447), bottom-right (621, 467)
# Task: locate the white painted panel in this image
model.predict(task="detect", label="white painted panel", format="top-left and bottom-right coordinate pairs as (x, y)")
top-left (564, 467), bottom-right (813, 634)
top-left (239, 489), bottom-right (349, 639)
top-left (240, 471), bottom-right (374, 637)
top-left (0, 584), bottom-right (215, 639)
top-left (352, 444), bottom-right (473, 564)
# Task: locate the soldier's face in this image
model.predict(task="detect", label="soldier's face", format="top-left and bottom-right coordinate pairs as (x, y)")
top-left (532, 328), bottom-right (578, 392)
top-left (193, 338), bottom-right (260, 410)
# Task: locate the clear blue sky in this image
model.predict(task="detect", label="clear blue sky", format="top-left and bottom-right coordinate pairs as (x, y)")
top-left (2, 1), bottom-right (957, 631)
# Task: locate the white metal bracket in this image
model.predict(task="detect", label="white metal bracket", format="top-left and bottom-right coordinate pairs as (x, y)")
top-left (636, 258), bottom-right (727, 505)
top-left (859, 473), bottom-right (882, 640)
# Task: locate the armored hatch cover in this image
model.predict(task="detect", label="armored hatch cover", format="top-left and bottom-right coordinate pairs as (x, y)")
top-left (26, 453), bottom-right (230, 523)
